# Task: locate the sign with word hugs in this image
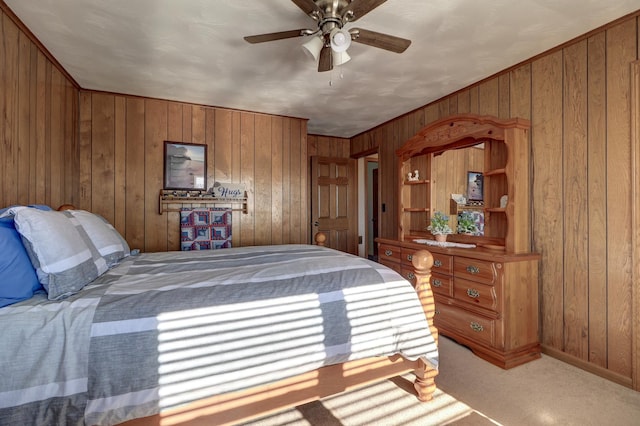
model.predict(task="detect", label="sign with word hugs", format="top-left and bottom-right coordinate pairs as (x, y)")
top-left (210, 182), bottom-right (246, 199)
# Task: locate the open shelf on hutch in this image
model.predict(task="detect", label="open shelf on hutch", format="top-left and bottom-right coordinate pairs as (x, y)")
top-left (158, 189), bottom-right (248, 215)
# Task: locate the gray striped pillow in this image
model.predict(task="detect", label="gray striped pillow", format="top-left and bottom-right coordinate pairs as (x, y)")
top-left (10, 207), bottom-right (108, 300)
top-left (62, 210), bottom-right (130, 267)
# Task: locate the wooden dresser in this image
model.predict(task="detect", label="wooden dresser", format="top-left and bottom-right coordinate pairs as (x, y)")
top-left (378, 238), bottom-right (540, 369)
top-left (377, 114), bottom-right (541, 369)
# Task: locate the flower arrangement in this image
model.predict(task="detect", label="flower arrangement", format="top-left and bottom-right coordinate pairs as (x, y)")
top-left (457, 211), bottom-right (479, 235)
top-left (427, 211), bottom-right (453, 236)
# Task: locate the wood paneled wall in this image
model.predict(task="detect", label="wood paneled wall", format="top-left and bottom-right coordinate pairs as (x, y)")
top-left (0, 8), bottom-right (79, 209)
top-left (78, 92), bottom-right (309, 253)
top-left (352, 12), bottom-right (640, 389)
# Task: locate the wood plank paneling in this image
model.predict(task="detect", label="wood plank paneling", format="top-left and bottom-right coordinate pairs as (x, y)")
top-left (281, 118), bottom-right (291, 244)
top-left (17, 30), bottom-right (30, 205)
top-left (114, 96), bottom-right (126, 234)
top-left (3, 12), bottom-right (19, 206)
top-left (240, 112), bottom-right (255, 246)
top-left (91, 93), bottom-right (115, 223)
top-left (563, 40), bottom-right (589, 359)
top-left (144, 99), bottom-right (168, 252)
top-left (289, 119), bottom-right (302, 243)
top-left (531, 51), bottom-right (564, 349)
top-left (124, 97), bottom-right (145, 250)
top-left (587, 31), bottom-right (608, 368)
top-left (478, 77), bottom-right (499, 116)
top-left (605, 19), bottom-right (635, 378)
top-left (271, 117), bottom-right (283, 245)
top-left (255, 114), bottom-right (272, 245)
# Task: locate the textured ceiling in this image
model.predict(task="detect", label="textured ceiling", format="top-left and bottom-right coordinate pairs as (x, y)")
top-left (5, 1), bottom-right (639, 137)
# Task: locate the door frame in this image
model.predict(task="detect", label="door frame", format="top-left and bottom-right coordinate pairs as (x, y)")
top-left (355, 150), bottom-right (380, 259)
top-left (365, 157), bottom-right (379, 260)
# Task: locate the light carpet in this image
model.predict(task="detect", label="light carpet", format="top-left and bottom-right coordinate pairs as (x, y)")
top-left (243, 336), bottom-right (640, 425)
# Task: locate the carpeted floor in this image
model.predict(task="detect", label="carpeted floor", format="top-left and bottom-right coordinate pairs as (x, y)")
top-left (243, 336), bottom-right (640, 425)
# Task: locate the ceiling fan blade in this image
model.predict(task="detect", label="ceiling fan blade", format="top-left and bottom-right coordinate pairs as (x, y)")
top-left (318, 45), bottom-right (333, 72)
top-left (350, 28), bottom-right (411, 53)
top-left (291, 0), bottom-right (323, 17)
top-left (341, 0), bottom-right (388, 22)
top-left (244, 29), bottom-right (307, 44)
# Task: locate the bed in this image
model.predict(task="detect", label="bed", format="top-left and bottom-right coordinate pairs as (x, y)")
top-left (0, 205), bottom-right (439, 426)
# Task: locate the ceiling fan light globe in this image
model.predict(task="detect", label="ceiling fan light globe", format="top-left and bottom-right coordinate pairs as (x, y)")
top-left (302, 36), bottom-right (324, 61)
top-left (330, 28), bottom-right (351, 52)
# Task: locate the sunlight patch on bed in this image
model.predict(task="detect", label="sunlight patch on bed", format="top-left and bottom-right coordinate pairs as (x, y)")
top-left (155, 294), bottom-right (330, 409)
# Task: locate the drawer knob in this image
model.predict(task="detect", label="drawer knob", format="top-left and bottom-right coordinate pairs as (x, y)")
top-left (406, 254), bottom-right (413, 261)
top-left (470, 322), bottom-right (484, 332)
top-left (406, 272), bottom-right (415, 280)
top-left (466, 265), bottom-right (480, 274)
top-left (466, 288), bottom-right (480, 298)
top-left (432, 279), bottom-right (442, 287)
top-left (434, 260), bottom-right (443, 267)
top-left (385, 249), bottom-right (393, 256)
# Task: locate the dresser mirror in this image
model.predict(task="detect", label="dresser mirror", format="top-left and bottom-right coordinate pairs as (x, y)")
top-left (431, 143), bottom-right (485, 236)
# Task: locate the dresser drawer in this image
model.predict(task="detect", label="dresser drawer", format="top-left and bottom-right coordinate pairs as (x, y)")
top-left (432, 252), bottom-right (453, 275)
top-left (430, 272), bottom-right (452, 297)
top-left (379, 243), bottom-right (402, 264)
top-left (434, 302), bottom-right (496, 347)
top-left (454, 257), bottom-right (498, 284)
top-left (400, 248), bottom-right (419, 267)
top-left (453, 278), bottom-right (498, 311)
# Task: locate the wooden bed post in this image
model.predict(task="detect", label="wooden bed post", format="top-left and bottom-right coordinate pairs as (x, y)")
top-left (314, 232), bottom-right (327, 246)
top-left (411, 249), bottom-right (438, 401)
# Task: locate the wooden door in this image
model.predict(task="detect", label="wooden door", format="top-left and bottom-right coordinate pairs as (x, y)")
top-left (311, 156), bottom-right (357, 254)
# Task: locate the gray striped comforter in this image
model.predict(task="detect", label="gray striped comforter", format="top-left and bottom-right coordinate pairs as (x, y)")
top-left (0, 244), bottom-right (438, 425)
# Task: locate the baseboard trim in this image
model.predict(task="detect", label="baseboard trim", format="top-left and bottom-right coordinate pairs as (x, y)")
top-left (541, 345), bottom-right (633, 389)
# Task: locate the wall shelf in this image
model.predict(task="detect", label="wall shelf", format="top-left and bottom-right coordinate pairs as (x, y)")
top-left (158, 189), bottom-right (248, 215)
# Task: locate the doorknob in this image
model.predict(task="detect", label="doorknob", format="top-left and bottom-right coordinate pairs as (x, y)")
top-left (314, 221), bottom-right (319, 226)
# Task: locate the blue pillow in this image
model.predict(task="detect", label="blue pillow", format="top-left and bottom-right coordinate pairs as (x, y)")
top-left (0, 205), bottom-right (50, 307)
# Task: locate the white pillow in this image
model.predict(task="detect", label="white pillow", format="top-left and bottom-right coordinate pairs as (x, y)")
top-left (64, 210), bottom-right (130, 267)
top-left (9, 207), bottom-right (108, 300)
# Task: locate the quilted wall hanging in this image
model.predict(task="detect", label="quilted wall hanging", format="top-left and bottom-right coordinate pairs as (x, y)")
top-left (180, 207), bottom-right (232, 250)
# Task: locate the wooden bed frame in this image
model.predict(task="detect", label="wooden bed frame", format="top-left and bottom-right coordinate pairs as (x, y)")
top-left (51, 211), bottom-right (436, 425)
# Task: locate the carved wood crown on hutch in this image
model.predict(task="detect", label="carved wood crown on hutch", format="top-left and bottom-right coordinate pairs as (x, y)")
top-left (396, 114), bottom-right (531, 160)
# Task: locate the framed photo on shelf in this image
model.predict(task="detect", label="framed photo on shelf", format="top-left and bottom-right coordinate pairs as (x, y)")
top-left (466, 171), bottom-right (484, 202)
top-left (164, 141), bottom-right (207, 190)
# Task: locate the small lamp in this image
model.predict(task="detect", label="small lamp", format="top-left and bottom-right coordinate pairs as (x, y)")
top-left (333, 50), bottom-right (351, 66)
top-left (302, 35), bottom-right (324, 61)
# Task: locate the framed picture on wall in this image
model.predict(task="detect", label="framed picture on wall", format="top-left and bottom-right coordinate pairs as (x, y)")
top-left (466, 171), bottom-right (484, 202)
top-left (163, 141), bottom-right (207, 190)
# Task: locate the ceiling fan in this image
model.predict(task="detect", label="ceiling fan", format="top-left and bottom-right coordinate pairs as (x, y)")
top-left (243, 0), bottom-right (411, 72)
